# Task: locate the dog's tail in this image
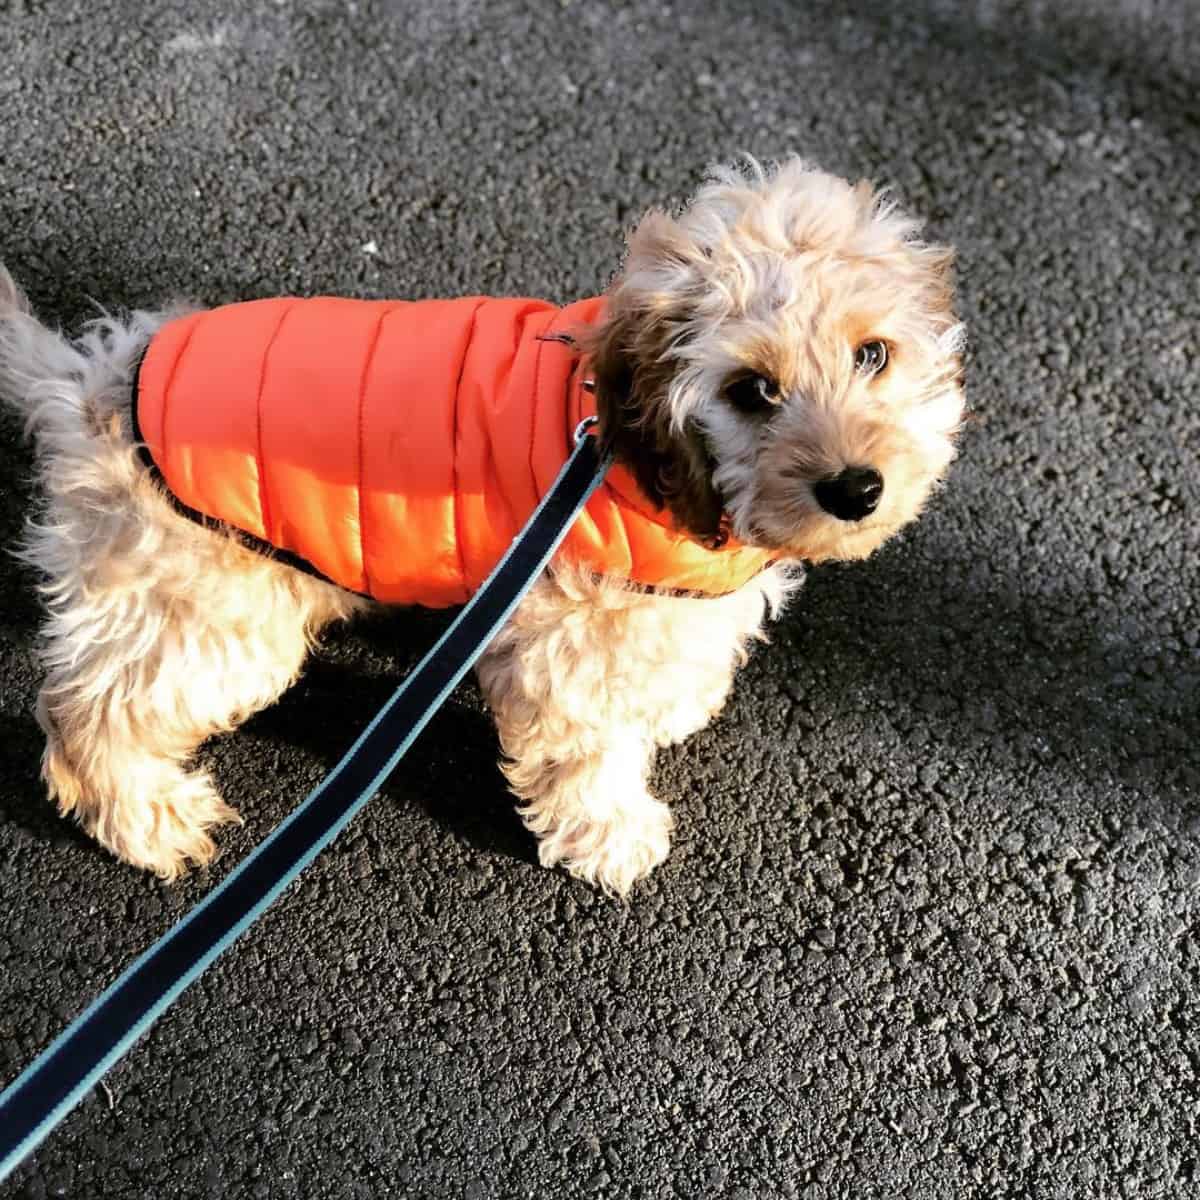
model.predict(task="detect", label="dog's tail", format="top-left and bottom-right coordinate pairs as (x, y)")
top-left (0, 263), bottom-right (32, 317)
top-left (0, 265), bottom-right (168, 451)
top-left (0, 264), bottom-right (138, 456)
top-left (0, 265), bottom-right (43, 404)
top-left (0, 265), bottom-right (47, 399)
top-left (0, 264), bottom-right (78, 435)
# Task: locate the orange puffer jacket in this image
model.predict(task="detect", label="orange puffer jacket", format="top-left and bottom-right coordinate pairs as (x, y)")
top-left (132, 295), bottom-right (773, 606)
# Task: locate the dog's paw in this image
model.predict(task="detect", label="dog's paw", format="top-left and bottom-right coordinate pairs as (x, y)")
top-left (48, 748), bottom-right (243, 881)
top-left (127, 773), bottom-right (243, 881)
top-left (534, 794), bottom-right (673, 897)
top-left (131, 801), bottom-right (243, 882)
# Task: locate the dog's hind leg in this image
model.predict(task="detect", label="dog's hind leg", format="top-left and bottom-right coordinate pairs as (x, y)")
top-left (0, 290), bottom-right (364, 875)
top-left (30, 513), bottom-right (362, 877)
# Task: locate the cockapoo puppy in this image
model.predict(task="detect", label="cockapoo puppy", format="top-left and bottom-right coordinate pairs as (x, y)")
top-left (0, 158), bottom-right (965, 896)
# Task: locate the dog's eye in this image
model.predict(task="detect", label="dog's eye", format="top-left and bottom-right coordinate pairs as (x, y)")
top-left (724, 373), bottom-right (780, 415)
top-left (854, 340), bottom-right (889, 377)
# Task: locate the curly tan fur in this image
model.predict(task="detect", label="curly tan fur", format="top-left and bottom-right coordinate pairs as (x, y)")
top-left (0, 158), bottom-right (964, 895)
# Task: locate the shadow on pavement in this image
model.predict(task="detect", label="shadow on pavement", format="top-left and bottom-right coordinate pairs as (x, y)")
top-left (776, 561), bottom-right (1199, 808)
top-left (0, 713), bottom-right (93, 850)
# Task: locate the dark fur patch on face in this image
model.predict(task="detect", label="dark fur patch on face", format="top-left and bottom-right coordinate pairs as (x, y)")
top-left (586, 294), bottom-right (726, 545)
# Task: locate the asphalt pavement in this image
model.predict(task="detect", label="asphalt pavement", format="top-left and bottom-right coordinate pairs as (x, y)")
top-left (1, 1), bottom-right (1197, 1196)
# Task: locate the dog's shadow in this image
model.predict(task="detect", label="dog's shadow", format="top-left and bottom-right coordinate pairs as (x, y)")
top-left (236, 549), bottom-right (1198, 882)
top-left (0, 661), bottom-right (535, 872)
top-left (3, 557), bottom-right (1195, 877)
top-left (762, 550), bottom-right (1200, 812)
top-left (0, 712), bottom-right (96, 850)
top-left (239, 612), bottom-right (538, 868)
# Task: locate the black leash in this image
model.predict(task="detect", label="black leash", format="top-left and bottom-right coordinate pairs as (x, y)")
top-left (0, 418), bottom-right (610, 1181)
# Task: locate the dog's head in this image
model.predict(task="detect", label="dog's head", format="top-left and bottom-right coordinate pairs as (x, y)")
top-left (590, 157), bottom-right (965, 563)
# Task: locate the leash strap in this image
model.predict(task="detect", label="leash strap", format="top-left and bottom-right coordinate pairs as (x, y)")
top-left (0, 420), bottom-right (611, 1182)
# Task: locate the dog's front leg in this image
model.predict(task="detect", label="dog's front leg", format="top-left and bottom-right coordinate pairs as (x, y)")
top-left (499, 721), bottom-right (673, 897)
top-left (477, 567), bottom-right (789, 895)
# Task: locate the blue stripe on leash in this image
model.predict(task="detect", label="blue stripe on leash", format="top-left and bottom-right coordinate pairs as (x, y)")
top-left (0, 419), bottom-right (610, 1182)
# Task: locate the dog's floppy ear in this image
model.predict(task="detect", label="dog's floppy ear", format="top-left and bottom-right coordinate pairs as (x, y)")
top-left (858, 180), bottom-right (960, 330)
top-left (914, 243), bottom-right (957, 324)
top-left (588, 210), bottom-right (726, 545)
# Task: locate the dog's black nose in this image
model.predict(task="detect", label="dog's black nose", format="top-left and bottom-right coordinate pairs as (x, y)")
top-left (813, 466), bottom-right (884, 522)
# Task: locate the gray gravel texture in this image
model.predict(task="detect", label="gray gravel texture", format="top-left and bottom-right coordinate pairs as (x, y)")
top-left (1, 1), bottom-right (1198, 1196)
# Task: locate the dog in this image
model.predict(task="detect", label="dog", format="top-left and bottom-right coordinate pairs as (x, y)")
top-left (0, 158), bottom-right (965, 896)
